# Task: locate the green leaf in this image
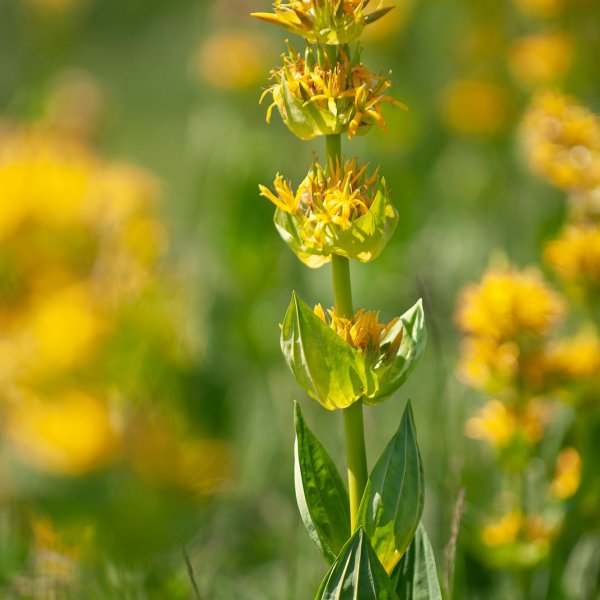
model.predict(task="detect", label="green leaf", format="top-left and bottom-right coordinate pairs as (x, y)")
top-left (294, 402), bottom-right (351, 563)
top-left (394, 523), bottom-right (442, 600)
top-left (365, 299), bottom-right (426, 405)
top-left (315, 528), bottom-right (399, 600)
top-left (280, 292), bottom-right (370, 410)
top-left (281, 77), bottom-right (320, 140)
top-left (332, 180), bottom-right (399, 263)
top-left (357, 401), bottom-right (424, 573)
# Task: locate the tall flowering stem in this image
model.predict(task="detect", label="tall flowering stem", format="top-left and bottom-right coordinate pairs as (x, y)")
top-left (327, 133), bottom-right (368, 528)
top-left (255, 2), bottom-right (438, 595)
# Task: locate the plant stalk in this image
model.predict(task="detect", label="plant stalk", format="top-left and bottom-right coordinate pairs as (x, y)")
top-left (327, 133), bottom-right (368, 530)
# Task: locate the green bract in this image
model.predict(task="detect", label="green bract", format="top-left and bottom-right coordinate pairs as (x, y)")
top-left (280, 292), bottom-right (426, 410)
top-left (274, 178), bottom-right (398, 268)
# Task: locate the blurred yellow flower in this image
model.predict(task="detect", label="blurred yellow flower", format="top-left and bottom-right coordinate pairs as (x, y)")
top-left (441, 79), bottom-right (509, 136)
top-left (543, 329), bottom-right (600, 380)
top-left (482, 510), bottom-right (522, 546)
top-left (551, 447), bottom-right (582, 499)
top-left (456, 266), bottom-right (564, 340)
top-left (30, 284), bottom-right (104, 370)
top-left (196, 31), bottom-right (266, 90)
top-left (522, 92), bottom-right (600, 192)
top-left (458, 338), bottom-right (519, 390)
top-left (509, 32), bottom-right (573, 87)
top-left (5, 390), bottom-right (119, 476)
top-left (466, 400), bottom-right (517, 447)
top-left (544, 223), bottom-right (600, 288)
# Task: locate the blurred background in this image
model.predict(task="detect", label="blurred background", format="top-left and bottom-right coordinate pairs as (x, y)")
top-left (1, 0), bottom-right (600, 598)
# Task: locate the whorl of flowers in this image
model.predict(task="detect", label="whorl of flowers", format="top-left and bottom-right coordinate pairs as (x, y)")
top-left (259, 156), bottom-right (397, 266)
top-left (252, 0), bottom-right (394, 45)
top-left (261, 42), bottom-right (405, 140)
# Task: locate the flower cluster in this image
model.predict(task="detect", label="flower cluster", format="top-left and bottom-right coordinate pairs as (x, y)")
top-left (0, 121), bottom-right (229, 494)
top-left (261, 43), bottom-right (405, 140)
top-left (252, 0), bottom-right (393, 45)
top-left (521, 92), bottom-right (600, 194)
top-left (260, 157), bottom-right (397, 266)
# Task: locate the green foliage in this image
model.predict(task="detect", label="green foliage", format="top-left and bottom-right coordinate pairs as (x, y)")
top-left (357, 402), bottom-right (425, 574)
top-left (315, 528), bottom-right (399, 600)
top-left (294, 402), bottom-right (351, 563)
top-left (394, 523), bottom-right (442, 600)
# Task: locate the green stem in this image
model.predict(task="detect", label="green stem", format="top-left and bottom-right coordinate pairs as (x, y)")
top-left (327, 133), bottom-right (368, 530)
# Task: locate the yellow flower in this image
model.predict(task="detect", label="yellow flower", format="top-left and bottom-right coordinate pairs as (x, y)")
top-left (509, 32), bottom-right (573, 88)
top-left (260, 156), bottom-right (397, 266)
top-left (195, 31), bottom-right (266, 90)
top-left (521, 92), bottom-right (600, 192)
top-left (542, 329), bottom-right (600, 381)
top-left (314, 304), bottom-right (402, 359)
top-left (0, 127), bottom-right (94, 238)
top-left (457, 338), bottom-right (519, 391)
top-left (482, 510), bottom-right (522, 546)
top-left (252, 0), bottom-right (394, 45)
top-left (466, 400), bottom-right (518, 448)
top-left (4, 390), bottom-right (120, 476)
top-left (544, 223), bottom-right (600, 288)
top-left (466, 399), bottom-right (550, 448)
top-left (261, 43), bottom-right (406, 140)
top-left (551, 447), bottom-right (581, 499)
top-left (456, 266), bottom-right (564, 340)
top-left (441, 79), bottom-right (509, 136)
top-left (29, 283), bottom-right (104, 370)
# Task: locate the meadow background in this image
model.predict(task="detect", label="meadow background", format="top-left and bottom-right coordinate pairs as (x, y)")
top-left (1, 0), bottom-right (599, 598)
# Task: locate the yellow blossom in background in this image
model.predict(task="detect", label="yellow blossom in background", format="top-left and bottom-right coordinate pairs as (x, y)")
top-left (466, 400), bottom-right (517, 448)
top-left (509, 32), bottom-right (573, 88)
top-left (465, 399), bottom-right (549, 448)
top-left (4, 390), bottom-right (120, 476)
top-left (482, 510), bottom-right (522, 546)
top-left (542, 329), bottom-right (600, 380)
top-left (551, 447), bottom-right (582, 499)
top-left (29, 284), bottom-right (104, 370)
top-left (457, 338), bottom-right (519, 390)
top-left (441, 79), bottom-right (509, 136)
top-left (521, 92), bottom-right (600, 192)
top-left (196, 31), bottom-right (267, 90)
top-left (456, 266), bottom-right (564, 340)
top-left (544, 223), bottom-right (600, 288)
top-left (361, 0), bottom-right (411, 41)
top-left (513, 0), bottom-right (565, 18)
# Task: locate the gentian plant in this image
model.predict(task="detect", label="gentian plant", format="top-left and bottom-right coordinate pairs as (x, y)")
top-left (254, 2), bottom-right (442, 597)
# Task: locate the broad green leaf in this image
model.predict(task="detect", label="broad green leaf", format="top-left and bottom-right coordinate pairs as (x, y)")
top-left (357, 402), bottom-right (424, 573)
top-left (315, 528), bottom-right (399, 600)
top-left (280, 292), bottom-right (369, 410)
top-left (394, 523), bottom-right (442, 600)
top-left (365, 299), bottom-right (426, 405)
top-left (332, 180), bottom-right (398, 263)
top-left (294, 402), bottom-right (350, 563)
